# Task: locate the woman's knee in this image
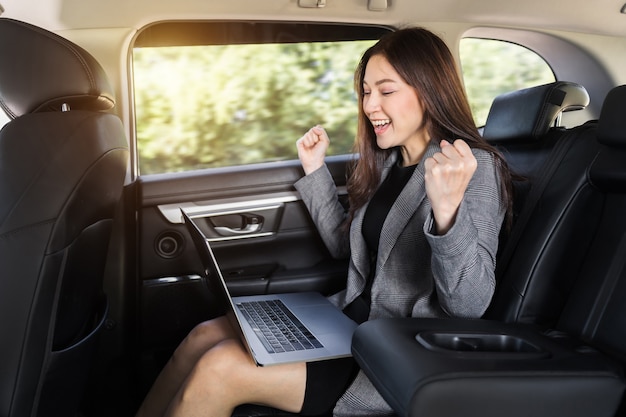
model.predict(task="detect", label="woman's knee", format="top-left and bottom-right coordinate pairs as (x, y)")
top-left (197, 339), bottom-right (248, 378)
top-left (179, 340), bottom-right (306, 413)
top-left (172, 316), bottom-right (234, 366)
top-left (181, 339), bottom-right (249, 399)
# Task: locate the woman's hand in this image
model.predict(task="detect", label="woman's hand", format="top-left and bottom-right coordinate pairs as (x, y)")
top-left (424, 139), bottom-right (477, 235)
top-left (296, 125), bottom-right (330, 175)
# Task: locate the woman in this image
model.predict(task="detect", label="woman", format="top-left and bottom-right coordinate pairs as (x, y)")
top-left (136, 27), bottom-right (512, 417)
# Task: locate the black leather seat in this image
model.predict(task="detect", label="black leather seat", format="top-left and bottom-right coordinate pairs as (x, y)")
top-left (351, 85), bottom-right (626, 417)
top-left (481, 81), bottom-right (602, 327)
top-left (0, 18), bottom-right (128, 417)
top-left (482, 81), bottom-right (590, 206)
top-left (483, 81), bottom-right (589, 146)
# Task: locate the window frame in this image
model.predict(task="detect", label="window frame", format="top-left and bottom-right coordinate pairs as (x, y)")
top-left (130, 21), bottom-right (392, 176)
top-left (462, 27), bottom-right (614, 123)
top-left (459, 36), bottom-right (556, 127)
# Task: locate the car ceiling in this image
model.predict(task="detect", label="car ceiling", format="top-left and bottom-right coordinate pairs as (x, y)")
top-left (1, 0), bottom-right (626, 37)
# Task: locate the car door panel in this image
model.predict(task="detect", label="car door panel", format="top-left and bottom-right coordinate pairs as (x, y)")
top-left (137, 156), bottom-right (351, 351)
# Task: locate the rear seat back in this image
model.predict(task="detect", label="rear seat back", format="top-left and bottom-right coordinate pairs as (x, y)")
top-left (483, 81), bottom-right (589, 181)
top-left (482, 82), bottom-right (603, 327)
top-left (555, 85), bottom-right (626, 360)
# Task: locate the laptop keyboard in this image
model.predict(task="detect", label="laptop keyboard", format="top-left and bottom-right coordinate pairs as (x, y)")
top-left (237, 299), bottom-right (324, 354)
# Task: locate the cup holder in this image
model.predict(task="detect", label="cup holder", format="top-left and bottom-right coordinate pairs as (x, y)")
top-left (416, 331), bottom-right (549, 359)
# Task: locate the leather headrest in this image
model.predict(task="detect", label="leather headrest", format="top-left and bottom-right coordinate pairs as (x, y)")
top-left (597, 85), bottom-right (626, 148)
top-left (0, 18), bottom-right (115, 119)
top-left (482, 81), bottom-right (589, 144)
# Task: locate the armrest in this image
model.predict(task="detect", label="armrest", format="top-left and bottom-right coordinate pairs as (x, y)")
top-left (352, 318), bottom-right (625, 417)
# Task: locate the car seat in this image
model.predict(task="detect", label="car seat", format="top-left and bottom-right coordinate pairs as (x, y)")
top-left (0, 18), bottom-right (129, 417)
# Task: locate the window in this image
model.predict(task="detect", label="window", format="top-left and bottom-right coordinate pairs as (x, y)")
top-left (133, 22), bottom-right (388, 174)
top-left (460, 38), bottom-right (555, 127)
top-left (0, 110), bottom-right (8, 129)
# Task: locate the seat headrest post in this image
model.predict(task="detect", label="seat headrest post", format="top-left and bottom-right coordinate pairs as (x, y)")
top-left (483, 81), bottom-right (590, 145)
top-left (0, 18), bottom-right (115, 119)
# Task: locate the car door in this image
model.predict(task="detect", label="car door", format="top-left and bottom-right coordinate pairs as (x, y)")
top-left (132, 21), bottom-right (390, 358)
top-left (137, 157), bottom-right (351, 349)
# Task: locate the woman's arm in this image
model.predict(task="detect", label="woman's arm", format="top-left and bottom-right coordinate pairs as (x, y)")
top-left (424, 139), bottom-right (478, 235)
top-left (295, 126), bottom-right (350, 259)
top-left (425, 149), bottom-right (505, 318)
top-left (294, 165), bottom-right (350, 259)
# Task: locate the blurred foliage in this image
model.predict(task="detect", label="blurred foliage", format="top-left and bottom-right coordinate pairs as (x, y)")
top-left (133, 38), bottom-right (555, 174)
top-left (460, 38), bottom-right (555, 126)
top-left (134, 41), bottom-right (374, 174)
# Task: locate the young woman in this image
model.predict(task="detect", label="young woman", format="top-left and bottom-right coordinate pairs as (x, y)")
top-left (136, 27), bottom-right (513, 417)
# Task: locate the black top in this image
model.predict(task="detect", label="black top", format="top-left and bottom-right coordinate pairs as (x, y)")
top-left (343, 159), bottom-right (417, 323)
top-left (362, 161), bottom-right (418, 252)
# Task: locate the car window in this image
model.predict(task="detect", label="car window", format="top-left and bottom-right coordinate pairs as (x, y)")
top-left (460, 38), bottom-right (556, 127)
top-left (0, 110), bottom-right (8, 129)
top-left (132, 22), bottom-right (388, 175)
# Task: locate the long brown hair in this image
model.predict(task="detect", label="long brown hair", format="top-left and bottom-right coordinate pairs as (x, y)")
top-left (346, 27), bottom-right (513, 227)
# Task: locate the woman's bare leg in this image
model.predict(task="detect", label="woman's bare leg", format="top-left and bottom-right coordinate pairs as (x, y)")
top-left (136, 316), bottom-right (239, 417)
top-left (164, 338), bottom-right (307, 417)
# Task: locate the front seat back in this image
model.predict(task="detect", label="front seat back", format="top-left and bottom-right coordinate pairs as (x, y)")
top-left (0, 18), bottom-right (129, 417)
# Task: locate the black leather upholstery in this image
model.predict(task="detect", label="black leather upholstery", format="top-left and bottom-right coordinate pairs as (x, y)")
top-left (352, 85), bottom-right (626, 417)
top-left (0, 18), bottom-right (128, 417)
top-left (353, 318), bottom-right (624, 417)
top-left (596, 85), bottom-right (626, 149)
top-left (482, 81), bottom-right (589, 144)
top-left (482, 81), bottom-right (601, 327)
top-left (483, 81), bottom-right (590, 181)
top-left (0, 19), bottom-right (115, 117)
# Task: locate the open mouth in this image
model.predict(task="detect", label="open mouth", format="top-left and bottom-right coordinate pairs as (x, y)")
top-left (372, 119), bottom-right (391, 134)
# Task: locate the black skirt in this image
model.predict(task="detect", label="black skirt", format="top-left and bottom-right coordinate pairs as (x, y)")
top-left (300, 356), bottom-right (359, 416)
top-left (300, 302), bottom-right (366, 416)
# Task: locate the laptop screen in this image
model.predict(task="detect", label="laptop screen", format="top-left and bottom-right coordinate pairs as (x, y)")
top-left (181, 210), bottom-right (235, 315)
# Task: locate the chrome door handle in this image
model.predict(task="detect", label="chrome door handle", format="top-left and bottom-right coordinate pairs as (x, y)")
top-left (214, 215), bottom-right (263, 236)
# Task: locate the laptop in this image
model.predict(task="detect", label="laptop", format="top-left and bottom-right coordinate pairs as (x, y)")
top-left (181, 210), bottom-right (358, 366)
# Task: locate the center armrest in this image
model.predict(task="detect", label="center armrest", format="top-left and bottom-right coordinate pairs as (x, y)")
top-left (352, 318), bottom-right (625, 417)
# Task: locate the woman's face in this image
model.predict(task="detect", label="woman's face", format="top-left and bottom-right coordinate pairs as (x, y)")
top-left (362, 54), bottom-right (430, 165)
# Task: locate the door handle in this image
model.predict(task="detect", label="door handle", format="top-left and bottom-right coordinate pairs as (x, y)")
top-left (214, 215), bottom-right (263, 236)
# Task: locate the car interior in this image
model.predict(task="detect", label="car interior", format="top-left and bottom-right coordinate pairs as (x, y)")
top-left (1, 0), bottom-right (626, 416)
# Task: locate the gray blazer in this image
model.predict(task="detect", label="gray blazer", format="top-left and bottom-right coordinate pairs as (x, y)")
top-left (294, 140), bottom-right (505, 416)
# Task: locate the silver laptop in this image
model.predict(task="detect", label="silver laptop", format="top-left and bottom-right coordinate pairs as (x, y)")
top-left (182, 210), bottom-right (358, 366)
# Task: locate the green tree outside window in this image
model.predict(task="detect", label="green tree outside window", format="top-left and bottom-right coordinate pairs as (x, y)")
top-left (134, 41), bottom-right (374, 174)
